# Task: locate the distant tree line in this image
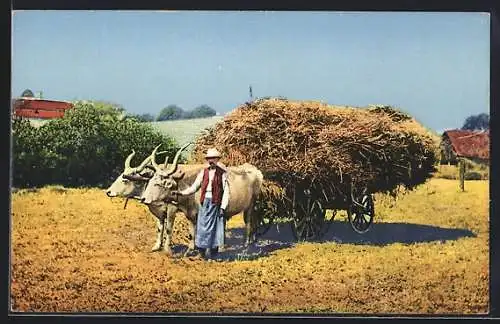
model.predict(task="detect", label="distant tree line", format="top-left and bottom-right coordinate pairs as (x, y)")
top-left (125, 105), bottom-right (217, 122)
top-left (155, 104), bottom-right (217, 121)
top-left (126, 104), bottom-right (217, 123)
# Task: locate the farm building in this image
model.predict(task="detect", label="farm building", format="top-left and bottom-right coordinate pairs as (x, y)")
top-left (440, 129), bottom-right (489, 165)
top-left (12, 97), bottom-right (73, 119)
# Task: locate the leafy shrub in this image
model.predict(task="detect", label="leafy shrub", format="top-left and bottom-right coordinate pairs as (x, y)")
top-left (464, 171), bottom-right (483, 181)
top-left (12, 102), bottom-right (179, 188)
top-left (127, 113), bottom-right (155, 122)
top-left (434, 164), bottom-right (488, 180)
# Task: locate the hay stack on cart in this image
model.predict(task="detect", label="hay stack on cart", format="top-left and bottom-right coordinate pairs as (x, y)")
top-left (192, 98), bottom-right (438, 240)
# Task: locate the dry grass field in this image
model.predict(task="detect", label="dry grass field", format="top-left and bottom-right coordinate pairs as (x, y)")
top-left (10, 178), bottom-right (488, 314)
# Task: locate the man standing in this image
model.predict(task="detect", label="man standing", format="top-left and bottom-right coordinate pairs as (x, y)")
top-left (176, 148), bottom-right (229, 259)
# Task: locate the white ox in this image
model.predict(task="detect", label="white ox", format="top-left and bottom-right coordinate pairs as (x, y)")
top-left (106, 145), bottom-right (195, 254)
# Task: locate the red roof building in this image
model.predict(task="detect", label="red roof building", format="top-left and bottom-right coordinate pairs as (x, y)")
top-left (12, 97), bottom-right (74, 119)
top-left (440, 129), bottom-right (489, 164)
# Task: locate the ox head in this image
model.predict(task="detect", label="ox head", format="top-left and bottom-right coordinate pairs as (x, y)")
top-left (140, 142), bottom-right (192, 205)
top-left (105, 145), bottom-right (168, 199)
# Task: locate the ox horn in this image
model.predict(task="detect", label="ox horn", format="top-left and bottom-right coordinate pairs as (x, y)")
top-left (124, 150), bottom-right (136, 170)
top-left (165, 142), bottom-right (192, 176)
top-left (149, 144), bottom-right (162, 171)
top-left (129, 149), bottom-right (169, 172)
top-left (135, 155), bottom-right (153, 172)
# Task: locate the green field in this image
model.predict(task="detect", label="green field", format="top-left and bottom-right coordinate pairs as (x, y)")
top-left (150, 116), bottom-right (223, 146)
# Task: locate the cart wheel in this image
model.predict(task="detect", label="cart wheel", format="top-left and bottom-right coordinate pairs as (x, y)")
top-left (292, 198), bottom-right (329, 241)
top-left (347, 193), bottom-right (374, 233)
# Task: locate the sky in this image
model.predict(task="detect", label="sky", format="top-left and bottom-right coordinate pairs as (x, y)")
top-left (11, 11), bottom-right (490, 132)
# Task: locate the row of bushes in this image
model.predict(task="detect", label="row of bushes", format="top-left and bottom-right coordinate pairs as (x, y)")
top-left (12, 101), bottom-right (180, 188)
top-left (434, 164), bottom-right (489, 180)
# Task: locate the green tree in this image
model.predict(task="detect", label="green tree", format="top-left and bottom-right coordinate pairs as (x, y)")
top-left (11, 118), bottom-right (44, 187)
top-left (188, 104), bottom-right (217, 119)
top-left (21, 89), bottom-right (34, 97)
top-left (127, 113), bottom-right (155, 122)
top-left (462, 113), bottom-right (489, 131)
top-left (157, 105), bottom-right (184, 121)
top-left (12, 102), bottom-right (179, 188)
top-left (182, 110), bottom-right (194, 119)
top-left (81, 100), bottom-right (126, 117)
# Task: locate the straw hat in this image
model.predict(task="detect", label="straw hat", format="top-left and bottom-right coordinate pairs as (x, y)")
top-left (205, 148), bottom-right (222, 159)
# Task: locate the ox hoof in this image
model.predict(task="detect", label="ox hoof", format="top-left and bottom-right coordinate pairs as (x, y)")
top-left (150, 245), bottom-right (163, 252)
top-left (160, 248), bottom-right (174, 256)
top-left (183, 248), bottom-right (196, 257)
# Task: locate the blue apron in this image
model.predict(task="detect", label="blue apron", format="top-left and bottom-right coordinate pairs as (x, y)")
top-left (195, 197), bottom-right (225, 249)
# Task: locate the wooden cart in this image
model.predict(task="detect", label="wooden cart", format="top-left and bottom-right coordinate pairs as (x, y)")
top-left (255, 175), bottom-right (375, 241)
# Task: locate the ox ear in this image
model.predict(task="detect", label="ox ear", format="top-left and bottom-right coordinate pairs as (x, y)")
top-left (172, 170), bottom-right (185, 180)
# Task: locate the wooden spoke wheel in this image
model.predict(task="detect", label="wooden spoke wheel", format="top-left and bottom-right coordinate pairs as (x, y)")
top-left (347, 193), bottom-right (375, 233)
top-left (291, 198), bottom-right (329, 241)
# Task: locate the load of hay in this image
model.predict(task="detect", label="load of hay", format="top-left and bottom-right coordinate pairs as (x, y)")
top-left (191, 98), bottom-right (438, 201)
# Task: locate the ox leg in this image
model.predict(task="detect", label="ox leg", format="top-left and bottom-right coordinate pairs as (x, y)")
top-left (151, 217), bottom-right (165, 252)
top-left (183, 209), bottom-right (198, 257)
top-left (244, 201), bottom-right (259, 247)
top-left (161, 205), bottom-right (177, 256)
top-left (243, 208), bottom-right (254, 247)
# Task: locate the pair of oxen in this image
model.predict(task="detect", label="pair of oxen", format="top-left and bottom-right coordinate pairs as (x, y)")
top-left (105, 143), bottom-right (264, 257)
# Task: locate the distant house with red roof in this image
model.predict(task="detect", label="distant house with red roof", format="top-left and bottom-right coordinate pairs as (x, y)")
top-left (440, 129), bottom-right (490, 165)
top-left (12, 97), bottom-right (74, 119)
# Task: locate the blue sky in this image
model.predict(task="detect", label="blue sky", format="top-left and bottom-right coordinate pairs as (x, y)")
top-left (12, 11), bottom-right (490, 132)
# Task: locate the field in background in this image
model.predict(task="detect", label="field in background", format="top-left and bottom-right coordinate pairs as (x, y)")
top-left (11, 178), bottom-right (488, 313)
top-left (150, 116), bottom-right (223, 146)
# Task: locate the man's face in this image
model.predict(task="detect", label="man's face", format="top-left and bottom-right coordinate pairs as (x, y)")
top-left (206, 157), bottom-right (219, 166)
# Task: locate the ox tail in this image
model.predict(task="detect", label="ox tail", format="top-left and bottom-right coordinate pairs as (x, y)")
top-left (250, 168), bottom-right (264, 201)
top-left (254, 169), bottom-right (264, 194)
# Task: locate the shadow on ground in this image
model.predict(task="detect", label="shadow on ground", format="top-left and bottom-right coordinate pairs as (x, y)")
top-left (172, 220), bottom-right (476, 262)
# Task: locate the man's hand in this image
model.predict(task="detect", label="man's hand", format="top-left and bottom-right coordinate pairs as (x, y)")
top-left (219, 208), bottom-right (225, 218)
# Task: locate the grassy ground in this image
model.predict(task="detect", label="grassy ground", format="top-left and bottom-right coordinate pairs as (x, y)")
top-left (11, 178), bottom-right (488, 314)
top-left (150, 117), bottom-right (223, 146)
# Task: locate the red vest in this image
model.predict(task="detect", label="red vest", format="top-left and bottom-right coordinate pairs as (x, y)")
top-left (200, 166), bottom-right (224, 206)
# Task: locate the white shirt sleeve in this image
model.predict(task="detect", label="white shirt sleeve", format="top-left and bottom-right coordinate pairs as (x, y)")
top-left (180, 170), bottom-right (204, 196)
top-left (220, 172), bottom-right (230, 210)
